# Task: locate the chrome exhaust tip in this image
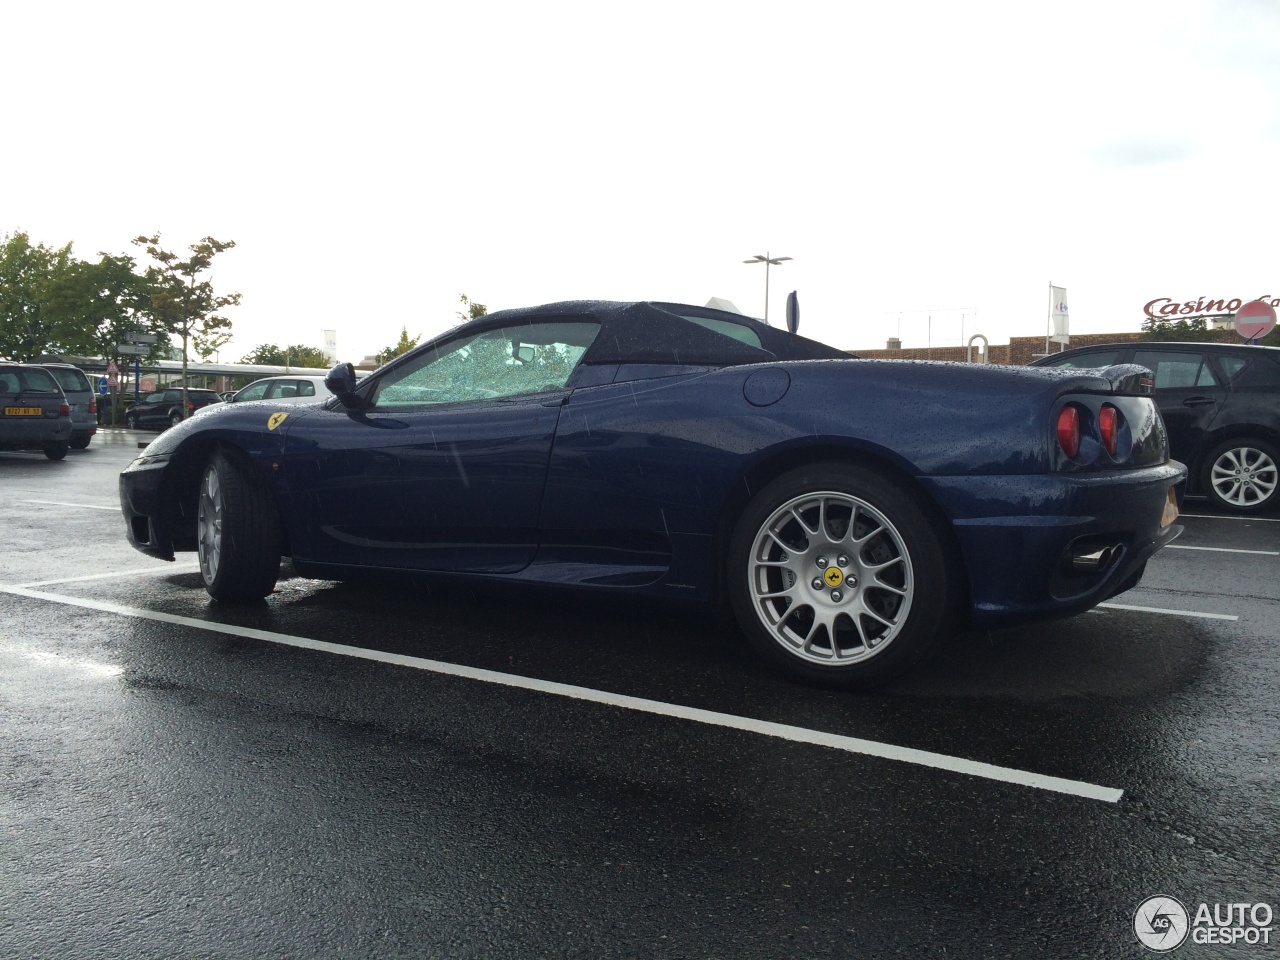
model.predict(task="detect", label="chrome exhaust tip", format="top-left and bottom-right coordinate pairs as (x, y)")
top-left (1071, 544), bottom-right (1116, 573)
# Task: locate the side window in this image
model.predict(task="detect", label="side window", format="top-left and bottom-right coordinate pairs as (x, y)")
top-left (1040, 350), bottom-right (1123, 369)
top-left (1217, 356), bottom-right (1249, 383)
top-left (1132, 351), bottom-right (1218, 389)
top-left (681, 315), bottom-right (763, 348)
top-left (237, 382), bottom-right (270, 402)
top-left (373, 321), bottom-right (600, 409)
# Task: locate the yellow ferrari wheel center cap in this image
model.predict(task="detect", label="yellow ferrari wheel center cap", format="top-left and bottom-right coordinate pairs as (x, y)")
top-left (823, 567), bottom-right (844, 587)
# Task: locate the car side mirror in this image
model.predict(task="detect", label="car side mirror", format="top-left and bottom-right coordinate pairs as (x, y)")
top-left (325, 362), bottom-right (363, 409)
top-left (516, 344), bottom-right (536, 364)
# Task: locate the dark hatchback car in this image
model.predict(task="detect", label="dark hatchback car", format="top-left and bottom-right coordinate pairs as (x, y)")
top-left (1032, 341), bottom-right (1280, 513)
top-left (0, 363), bottom-right (72, 459)
top-left (124, 388), bottom-right (223, 431)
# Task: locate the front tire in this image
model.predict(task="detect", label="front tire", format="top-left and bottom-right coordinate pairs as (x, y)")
top-left (1201, 438), bottom-right (1279, 513)
top-left (197, 448), bottom-right (283, 601)
top-left (728, 464), bottom-right (953, 689)
top-left (125, 412), bottom-right (138, 430)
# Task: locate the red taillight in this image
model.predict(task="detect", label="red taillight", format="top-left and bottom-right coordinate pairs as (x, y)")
top-left (59, 402), bottom-right (70, 417)
top-left (88, 396), bottom-right (97, 414)
top-left (1057, 405), bottom-right (1080, 458)
top-left (1099, 405), bottom-right (1118, 457)
top-left (187, 401), bottom-right (195, 411)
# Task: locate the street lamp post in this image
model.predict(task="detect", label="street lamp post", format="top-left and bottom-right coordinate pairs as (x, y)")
top-left (743, 252), bottom-right (792, 323)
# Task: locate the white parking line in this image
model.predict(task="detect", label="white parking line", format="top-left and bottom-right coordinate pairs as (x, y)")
top-left (0, 582), bottom-right (1123, 804)
top-left (1182, 513), bottom-right (1280, 523)
top-left (1167, 544), bottom-right (1280, 556)
top-left (20, 500), bottom-right (118, 511)
top-left (1096, 602), bottom-right (1238, 621)
top-left (17, 565), bottom-right (200, 588)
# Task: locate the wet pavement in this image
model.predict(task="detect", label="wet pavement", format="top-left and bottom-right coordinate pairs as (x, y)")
top-left (2, 429), bottom-right (1278, 958)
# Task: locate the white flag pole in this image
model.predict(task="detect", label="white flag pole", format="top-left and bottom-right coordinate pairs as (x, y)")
top-left (1045, 282), bottom-right (1052, 355)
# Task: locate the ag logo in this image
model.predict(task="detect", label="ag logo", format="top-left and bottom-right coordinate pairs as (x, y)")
top-left (1135, 896), bottom-right (1189, 952)
top-left (823, 567), bottom-right (843, 587)
top-left (267, 412), bottom-right (289, 431)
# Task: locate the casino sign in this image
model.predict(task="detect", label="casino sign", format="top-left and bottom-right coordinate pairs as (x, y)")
top-left (1144, 295), bottom-right (1280, 319)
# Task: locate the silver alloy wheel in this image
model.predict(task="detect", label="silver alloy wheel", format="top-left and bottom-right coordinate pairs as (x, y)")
top-left (197, 463), bottom-right (223, 585)
top-left (747, 490), bottom-right (914, 665)
top-left (1209, 445), bottom-right (1278, 509)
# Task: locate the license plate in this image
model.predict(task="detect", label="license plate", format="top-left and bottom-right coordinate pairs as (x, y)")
top-left (1161, 487), bottom-right (1179, 528)
top-left (3, 406), bottom-right (42, 416)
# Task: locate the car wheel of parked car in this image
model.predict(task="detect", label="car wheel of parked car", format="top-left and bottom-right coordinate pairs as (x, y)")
top-left (728, 463), bottom-right (953, 689)
top-left (169, 411), bottom-right (183, 428)
top-left (197, 448), bottom-right (282, 601)
top-left (69, 436), bottom-right (91, 450)
top-left (42, 440), bottom-right (69, 461)
top-left (124, 411), bottom-right (138, 429)
top-left (1202, 438), bottom-right (1280, 514)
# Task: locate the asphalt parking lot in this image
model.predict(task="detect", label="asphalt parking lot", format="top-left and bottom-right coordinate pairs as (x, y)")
top-left (2, 429), bottom-right (1277, 958)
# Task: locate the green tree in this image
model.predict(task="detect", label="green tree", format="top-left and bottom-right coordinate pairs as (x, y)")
top-left (46, 253), bottom-right (159, 365)
top-left (458, 293), bottom-right (487, 324)
top-left (1139, 314), bottom-right (1220, 342)
top-left (374, 327), bottom-right (421, 365)
top-left (133, 234), bottom-right (241, 417)
top-left (0, 232), bottom-right (73, 361)
top-left (240, 343), bottom-right (331, 368)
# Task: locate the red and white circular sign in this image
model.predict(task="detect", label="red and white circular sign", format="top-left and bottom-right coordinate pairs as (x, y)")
top-left (1233, 300), bottom-right (1277, 340)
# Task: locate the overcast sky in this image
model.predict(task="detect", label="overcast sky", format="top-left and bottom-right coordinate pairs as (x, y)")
top-left (5, 0), bottom-right (1278, 362)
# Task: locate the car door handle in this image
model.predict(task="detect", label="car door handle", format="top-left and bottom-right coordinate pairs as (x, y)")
top-left (1182, 397), bottom-right (1217, 407)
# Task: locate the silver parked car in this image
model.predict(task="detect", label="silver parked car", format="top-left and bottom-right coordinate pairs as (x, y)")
top-left (40, 363), bottom-right (97, 449)
top-left (225, 375), bottom-right (329, 405)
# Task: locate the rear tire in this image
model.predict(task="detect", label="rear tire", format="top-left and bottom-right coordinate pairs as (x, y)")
top-left (70, 435), bottom-right (91, 450)
top-left (169, 411), bottom-right (183, 429)
top-left (1201, 438), bottom-right (1279, 514)
top-left (197, 448), bottom-right (283, 601)
top-left (728, 463), bottom-right (954, 689)
top-left (43, 440), bottom-right (69, 461)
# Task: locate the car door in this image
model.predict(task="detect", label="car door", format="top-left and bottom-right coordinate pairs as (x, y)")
top-left (1130, 347), bottom-right (1228, 467)
top-left (281, 318), bottom-right (600, 573)
top-left (134, 391), bottom-right (173, 428)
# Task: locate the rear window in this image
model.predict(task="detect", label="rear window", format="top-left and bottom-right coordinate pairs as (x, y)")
top-left (0, 367), bottom-right (60, 393)
top-left (44, 367), bottom-right (91, 392)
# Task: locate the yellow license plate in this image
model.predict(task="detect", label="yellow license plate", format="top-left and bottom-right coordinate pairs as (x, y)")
top-left (1161, 487), bottom-right (1180, 528)
top-left (3, 406), bottom-right (42, 416)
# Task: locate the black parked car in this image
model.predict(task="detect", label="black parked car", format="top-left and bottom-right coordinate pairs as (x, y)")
top-left (1032, 341), bottom-right (1280, 513)
top-left (124, 388), bottom-right (223, 431)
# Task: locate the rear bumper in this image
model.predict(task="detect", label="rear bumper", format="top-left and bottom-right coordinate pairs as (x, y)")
top-left (923, 461), bottom-right (1187, 627)
top-left (0, 418), bottom-right (71, 447)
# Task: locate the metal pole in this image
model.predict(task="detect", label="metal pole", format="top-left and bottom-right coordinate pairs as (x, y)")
top-left (764, 252), bottom-right (771, 323)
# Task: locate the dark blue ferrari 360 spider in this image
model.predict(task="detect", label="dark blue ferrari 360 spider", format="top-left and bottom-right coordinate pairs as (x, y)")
top-left (120, 300), bottom-right (1185, 688)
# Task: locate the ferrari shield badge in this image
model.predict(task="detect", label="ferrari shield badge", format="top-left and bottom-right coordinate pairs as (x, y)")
top-left (267, 412), bottom-right (289, 431)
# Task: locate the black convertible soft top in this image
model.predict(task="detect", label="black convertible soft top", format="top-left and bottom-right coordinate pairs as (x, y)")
top-left (477, 300), bottom-right (851, 367)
